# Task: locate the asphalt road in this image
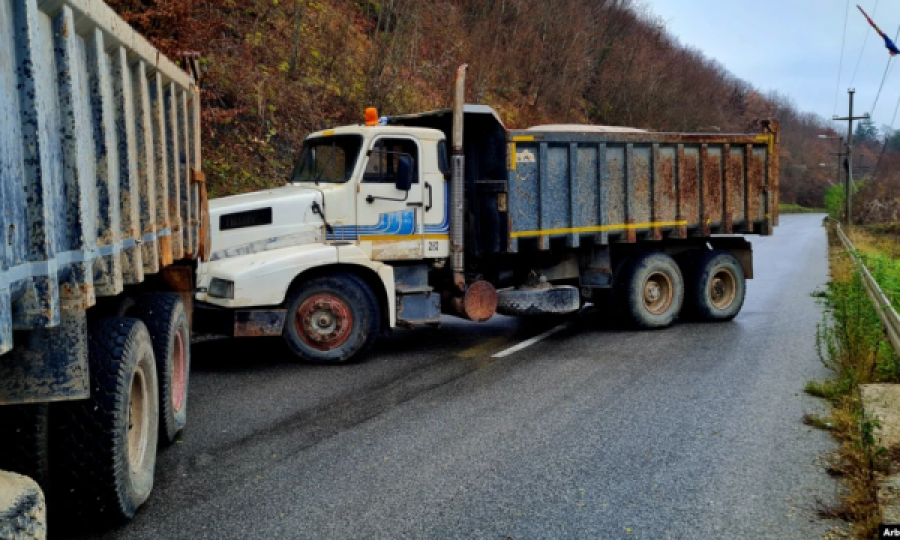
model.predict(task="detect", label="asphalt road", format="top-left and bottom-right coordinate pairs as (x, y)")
top-left (83, 214), bottom-right (840, 539)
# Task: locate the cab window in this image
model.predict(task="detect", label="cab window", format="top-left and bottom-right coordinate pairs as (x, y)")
top-left (363, 138), bottom-right (419, 184)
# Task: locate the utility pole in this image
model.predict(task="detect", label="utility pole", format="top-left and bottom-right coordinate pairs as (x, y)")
top-left (833, 89), bottom-right (870, 225)
top-left (833, 136), bottom-right (845, 188)
top-left (819, 134), bottom-right (845, 189)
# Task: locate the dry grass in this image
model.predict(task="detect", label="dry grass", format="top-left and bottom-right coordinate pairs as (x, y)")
top-left (807, 224), bottom-right (900, 538)
top-left (814, 395), bottom-right (886, 536)
top-left (847, 226), bottom-right (900, 259)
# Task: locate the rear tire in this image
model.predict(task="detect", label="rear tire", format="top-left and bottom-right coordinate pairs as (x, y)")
top-left (0, 405), bottom-right (50, 492)
top-left (52, 318), bottom-right (159, 522)
top-left (129, 293), bottom-right (190, 444)
top-left (685, 250), bottom-right (746, 322)
top-left (617, 252), bottom-right (684, 329)
top-left (0, 471), bottom-right (45, 540)
top-left (283, 274), bottom-right (380, 364)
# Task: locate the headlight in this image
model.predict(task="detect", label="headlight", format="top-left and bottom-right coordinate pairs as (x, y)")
top-left (208, 278), bottom-right (234, 299)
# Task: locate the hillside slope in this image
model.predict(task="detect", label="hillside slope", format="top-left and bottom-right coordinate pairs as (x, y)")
top-left (108, 0), bottom-right (839, 207)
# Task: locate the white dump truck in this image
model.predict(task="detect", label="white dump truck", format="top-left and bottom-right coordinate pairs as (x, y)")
top-left (195, 65), bottom-right (778, 364)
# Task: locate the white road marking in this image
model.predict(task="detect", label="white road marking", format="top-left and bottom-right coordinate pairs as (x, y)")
top-left (491, 322), bottom-right (572, 358)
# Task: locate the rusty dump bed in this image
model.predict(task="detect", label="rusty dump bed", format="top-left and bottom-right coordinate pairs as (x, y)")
top-left (0, 0), bottom-right (202, 355)
top-left (389, 106), bottom-right (778, 258)
top-left (506, 124), bottom-right (779, 252)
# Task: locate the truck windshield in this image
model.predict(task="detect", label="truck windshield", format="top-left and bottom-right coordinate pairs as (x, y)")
top-left (289, 134), bottom-right (362, 184)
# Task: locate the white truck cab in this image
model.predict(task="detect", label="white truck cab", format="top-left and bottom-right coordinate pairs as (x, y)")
top-left (196, 121), bottom-right (452, 363)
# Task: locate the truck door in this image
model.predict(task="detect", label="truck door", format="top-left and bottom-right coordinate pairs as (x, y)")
top-left (357, 136), bottom-right (425, 260)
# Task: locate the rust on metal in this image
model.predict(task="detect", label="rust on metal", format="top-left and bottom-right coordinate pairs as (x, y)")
top-left (726, 146), bottom-right (744, 230)
top-left (625, 218), bottom-right (637, 243)
top-left (192, 169), bottom-right (211, 261)
top-left (161, 265), bottom-right (194, 324)
top-left (234, 309), bottom-right (287, 337)
top-left (158, 235), bottom-right (175, 267)
top-left (746, 149), bottom-right (765, 233)
top-left (632, 146), bottom-right (651, 225)
top-left (701, 144), bottom-right (722, 228)
top-left (454, 280), bottom-right (498, 322)
top-left (680, 147), bottom-right (699, 226)
top-left (654, 145), bottom-right (677, 223)
top-left (763, 119), bottom-right (780, 229)
top-left (294, 293), bottom-right (353, 349)
top-left (743, 144), bottom-right (755, 233)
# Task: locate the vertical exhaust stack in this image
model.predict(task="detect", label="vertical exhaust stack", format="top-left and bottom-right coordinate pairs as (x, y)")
top-left (446, 64), bottom-right (498, 323)
top-left (451, 64), bottom-right (468, 292)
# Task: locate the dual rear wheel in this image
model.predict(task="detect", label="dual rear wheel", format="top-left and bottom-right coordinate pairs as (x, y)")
top-left (0, 293), bottom-right (191, 525)
top-left (615, 249), bottom-right (745, 329)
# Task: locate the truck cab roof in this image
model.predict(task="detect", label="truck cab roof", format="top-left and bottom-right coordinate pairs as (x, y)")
top-left (307, 125), bottom-right (446, 141)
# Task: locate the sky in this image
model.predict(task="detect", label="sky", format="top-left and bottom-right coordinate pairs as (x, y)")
top-left (644, 0), bottom-right (900, 134)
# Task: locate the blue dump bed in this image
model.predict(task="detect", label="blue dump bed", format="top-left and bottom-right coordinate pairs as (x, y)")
top-left (506, 125), bottom-right (779, 252)
top-left (0, 0), bottom-right (203, 356)
top-left (389, 107), bottom-right (778, 258)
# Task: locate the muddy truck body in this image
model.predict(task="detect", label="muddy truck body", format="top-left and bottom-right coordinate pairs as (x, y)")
top-left (196, 66), bottom-right (778, 364)
top-left (0, 0), bottom-right (207, 529)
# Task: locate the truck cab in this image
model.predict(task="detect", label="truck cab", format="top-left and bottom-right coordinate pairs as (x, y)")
top-left (196, 121), bottom-right (455, 363)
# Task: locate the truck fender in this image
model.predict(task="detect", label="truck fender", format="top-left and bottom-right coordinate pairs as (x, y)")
top-left (336, 244), bottom-right (395, 328)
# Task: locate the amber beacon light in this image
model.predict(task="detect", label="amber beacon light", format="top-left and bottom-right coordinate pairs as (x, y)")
top-left (365, 107), bottom-right (379, 126)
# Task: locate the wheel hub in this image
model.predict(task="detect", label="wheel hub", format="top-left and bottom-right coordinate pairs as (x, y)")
top-left (172, 329), bottom-right (187, 413)
top-left (642, 271), bottom-right (674, 315)
top-left (296, 293), bottom-right (354, 351)
top-left (128, 365), bottom-right (150, 474)
top-left (709, 269), bottom-right (737, 309)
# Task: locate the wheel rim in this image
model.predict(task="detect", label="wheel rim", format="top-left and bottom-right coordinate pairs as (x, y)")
top-left (128, 363), bottom-right (150, 474)
top-left (643, 271), bottom-right (674, 315)
top-left (709, 268), bottom-right (737, 309)
top-left (295, 293), bottom-right (354, 351)
top-left (172, 329), bottom-right (187, 413)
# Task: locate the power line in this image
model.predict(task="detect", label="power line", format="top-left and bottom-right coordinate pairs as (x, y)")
top-left (872, 91), bottom-right (900, 179)
top-left (869, 24), bottom-right (900, 115)
top-left (833, 0), bottom-right (851, 123)
top-left (850, 0), bottom-right (879, 86)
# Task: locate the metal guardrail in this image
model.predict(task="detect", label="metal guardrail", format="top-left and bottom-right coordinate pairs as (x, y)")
top-left (829, 218), bottom-right (900, 355)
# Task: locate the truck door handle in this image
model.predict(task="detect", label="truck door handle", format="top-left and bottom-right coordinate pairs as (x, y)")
top-left (425, 182), bottom-right (433, 212)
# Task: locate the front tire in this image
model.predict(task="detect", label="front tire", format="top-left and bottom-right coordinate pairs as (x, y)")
top-left (52, 318), bottom-right (159, 522)
top-left (283, 275), bottom-right (380, 364)
top-left (685, 250), bottom-right (746, 322)
top-left (617, 252), bottom-right (684, 329)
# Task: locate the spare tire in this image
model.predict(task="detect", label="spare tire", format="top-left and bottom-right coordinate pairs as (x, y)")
top-left (496, 286), bottom-right (581, 316)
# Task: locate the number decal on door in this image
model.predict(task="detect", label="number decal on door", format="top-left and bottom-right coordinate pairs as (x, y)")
top-left (428, 241), bottom-right (439, 252)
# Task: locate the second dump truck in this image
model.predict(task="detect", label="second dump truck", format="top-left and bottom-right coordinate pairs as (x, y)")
top-left (196, 65), bottom-right (778, 363)
top-left (0, 0), bottom-right (207, 530)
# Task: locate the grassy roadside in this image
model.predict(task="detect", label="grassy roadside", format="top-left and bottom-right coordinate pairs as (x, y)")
top-left (780, 203), bottom-right (826, 214)
top-left (807, 224), bottom-right (900, 538)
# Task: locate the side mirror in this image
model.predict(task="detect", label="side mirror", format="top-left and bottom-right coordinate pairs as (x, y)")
top-left (395, 155), bottom-right (413, 191)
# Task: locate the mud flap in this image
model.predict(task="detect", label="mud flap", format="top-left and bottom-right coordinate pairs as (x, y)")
top-left (0, 310), bottom-right (89, 405)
